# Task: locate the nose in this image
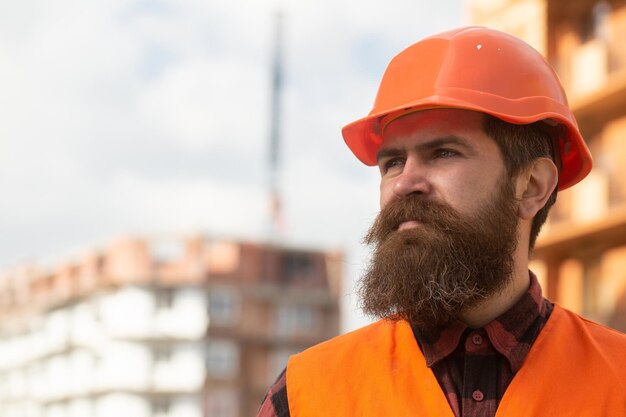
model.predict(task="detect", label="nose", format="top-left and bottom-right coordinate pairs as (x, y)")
top-left (391, 158), bottom-right (431, 198)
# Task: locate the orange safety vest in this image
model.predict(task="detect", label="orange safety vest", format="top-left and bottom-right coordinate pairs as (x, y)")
top-left (287, 305), bottom-right (626, 416)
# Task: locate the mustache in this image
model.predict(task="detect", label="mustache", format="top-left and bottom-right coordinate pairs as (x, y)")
top-left (364, 195), bottom-right (461, 244)
top-left (359, 179), bottom-right (520, 333)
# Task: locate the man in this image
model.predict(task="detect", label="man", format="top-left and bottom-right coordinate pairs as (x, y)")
top-left (258, 26), bottom-right (626, 416)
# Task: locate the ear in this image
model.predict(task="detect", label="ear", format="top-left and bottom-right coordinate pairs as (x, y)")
top-left (516, 158), bottom-right (559, 220)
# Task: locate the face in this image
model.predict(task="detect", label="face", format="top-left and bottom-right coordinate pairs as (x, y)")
top-left (377, 108), bottom-right (507, 217)
top-left (359, 109), bottom-right (521, 335)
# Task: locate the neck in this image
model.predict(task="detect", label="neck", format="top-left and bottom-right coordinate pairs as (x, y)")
top-left (459, 224), bottom-right (533, 328)
top-left (459, 252), bottom-right (531, 329)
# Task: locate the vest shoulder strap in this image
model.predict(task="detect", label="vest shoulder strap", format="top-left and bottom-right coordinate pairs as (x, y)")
top-left (287, 318), bottom-right (454, 417)
top-left (497, 305), bottom-right (626, 416)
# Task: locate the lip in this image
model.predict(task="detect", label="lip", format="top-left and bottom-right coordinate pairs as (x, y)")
top-left (397, 220), bottom-right (420, 231)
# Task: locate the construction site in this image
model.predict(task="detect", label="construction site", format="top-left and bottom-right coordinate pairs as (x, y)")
top-left (1, 0), bottom-right (626, 416)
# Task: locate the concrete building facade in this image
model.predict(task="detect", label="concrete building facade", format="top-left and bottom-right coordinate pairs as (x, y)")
top-left (0, 237), bottom-right (342, 417)
top-left (469, 0), bottom-right (626, 331)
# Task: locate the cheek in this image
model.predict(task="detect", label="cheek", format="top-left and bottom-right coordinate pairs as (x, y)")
top-left (452, 175), bottom-right (501, 212)
top-left (433, 173), bottom-right (485, 211)
top-left (379, 185), bottom-right (388, 209)
top-left (379, 179), bottom-right (394, 209)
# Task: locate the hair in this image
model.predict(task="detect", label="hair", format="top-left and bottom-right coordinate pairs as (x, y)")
top-left (483, 114), bottom-right (558, 251)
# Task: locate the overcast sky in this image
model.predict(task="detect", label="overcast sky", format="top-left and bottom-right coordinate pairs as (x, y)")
top-left (0, 0), bottom-right (464, 330)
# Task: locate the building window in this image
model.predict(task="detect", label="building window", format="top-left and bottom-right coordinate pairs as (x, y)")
top-left (152, 398), bottom-right (170, 417)
top-left (208, 287), bottom-right (239, 326)
top-left (280, 252), bottom-right (318, 284)
top-left (153, 345), bottom-right (171, 364)
top-left (269, 349), bottom-right (299, 385)
top-left (206, 389), bottom-right (237, 417)
top-left (276, 305), bottom-right (317, 337)
top-left (156, 289), bottom-right (174, 310)
top-left (206, 340), bottom-right (239, 378)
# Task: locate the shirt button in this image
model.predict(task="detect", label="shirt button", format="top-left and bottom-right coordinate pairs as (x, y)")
top-left (472, 390), bottom-right (484, 402)
top-left (471, 334), bottom-right (483, 345)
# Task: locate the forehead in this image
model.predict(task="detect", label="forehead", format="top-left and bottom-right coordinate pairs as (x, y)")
top-left (380, 108), bottom-right (491, 149)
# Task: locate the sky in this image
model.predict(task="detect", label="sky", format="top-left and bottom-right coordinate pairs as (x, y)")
top-left (0, 0), bottom-right (464, 331)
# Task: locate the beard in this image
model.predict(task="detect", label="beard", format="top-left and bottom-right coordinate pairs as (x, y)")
top-left (359, 178), bottom-right (520, 336)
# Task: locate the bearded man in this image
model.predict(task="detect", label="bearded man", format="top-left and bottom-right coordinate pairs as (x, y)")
top-left (258, 27), bottom-right (626, 417)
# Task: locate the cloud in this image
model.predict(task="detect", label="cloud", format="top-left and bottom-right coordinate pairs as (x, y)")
top-left (137, 59), bottom-right (268, 153)
top-left (0, 0), bottom-right (463, 329)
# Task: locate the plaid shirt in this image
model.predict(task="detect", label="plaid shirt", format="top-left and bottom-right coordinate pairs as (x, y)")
top-left (257, 272), bottom-right (552, 417)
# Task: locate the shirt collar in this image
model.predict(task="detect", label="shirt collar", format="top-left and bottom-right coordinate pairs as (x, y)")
top-left (413, 271), bottom-right (549, 372)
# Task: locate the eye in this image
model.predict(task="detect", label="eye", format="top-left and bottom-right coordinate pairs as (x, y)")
top-left (379, 157), bottom-right (405, 174)
top-left (434, 148), bottom-right (459, 159)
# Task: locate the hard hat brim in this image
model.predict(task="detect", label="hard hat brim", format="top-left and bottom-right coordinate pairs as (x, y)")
top-left (342, 89), bottom-right (592, 191)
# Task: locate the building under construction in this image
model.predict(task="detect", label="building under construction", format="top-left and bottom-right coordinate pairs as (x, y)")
top-left (0, 237), bottom-right (342, 417)
top-left (470, 0), bottom-right (626, 331)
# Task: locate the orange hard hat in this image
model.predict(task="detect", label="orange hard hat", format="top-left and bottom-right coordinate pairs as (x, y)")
top-left (342, 26), bottom-right (592, 190)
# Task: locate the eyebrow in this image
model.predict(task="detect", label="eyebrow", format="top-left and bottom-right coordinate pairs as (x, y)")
top-left (376, 135), bottom-right (475, 163)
